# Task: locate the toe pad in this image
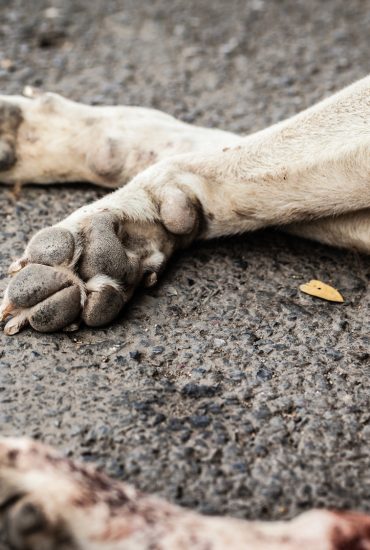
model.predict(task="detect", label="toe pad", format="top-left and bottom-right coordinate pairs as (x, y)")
top-left (29, 286), bottom-right (81, 332)
top-left (82, 286), bottom-right (124, 327)
top-left (7, 264), bottom-right (71, 309)
top-left (27, 227), bottom-right (75, 266)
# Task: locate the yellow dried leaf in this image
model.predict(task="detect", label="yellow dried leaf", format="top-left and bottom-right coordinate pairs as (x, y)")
top-left (1, 59), bottom-right (13, 70)
top-left (299, 279), bottom-right (344, 303)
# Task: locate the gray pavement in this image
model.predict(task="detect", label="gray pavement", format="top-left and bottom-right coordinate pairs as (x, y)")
top-left (0, 0), bottom-right (370, 521)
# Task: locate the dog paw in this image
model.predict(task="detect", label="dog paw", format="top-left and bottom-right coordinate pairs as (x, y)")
top-left (0, 438), bottom-right (78, 549)
top-left (0, 437), bottom-right (188, 550)
top-left (1, 179), bottom-right (201, 333)
top-left (0, 437), bottom-right (143, 549)
top-left (0, 101), bottom-right (23, 172)
top-left (1, 438), bottom-right (370, 550)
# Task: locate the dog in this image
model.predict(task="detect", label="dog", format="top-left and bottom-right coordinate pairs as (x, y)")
top-left (0, 76), bottom-right (370, 548)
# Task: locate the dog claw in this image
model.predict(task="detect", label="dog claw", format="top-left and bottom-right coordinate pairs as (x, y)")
top-left (4, 313), bottom-right (28, 335)
top-left (8, 258), bottom-right (28, 275)
top-left (143, 271), bottom-right (158, 287)
top-left (0, 302), bottom-right (13, 322)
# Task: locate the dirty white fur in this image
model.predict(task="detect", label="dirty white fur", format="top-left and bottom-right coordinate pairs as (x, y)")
top-left (85, 274), bottom-right (122, 292)
top-left (1, 79), bottom-right (370, 252)
top-left (1, 437), bottom-right (369, 550)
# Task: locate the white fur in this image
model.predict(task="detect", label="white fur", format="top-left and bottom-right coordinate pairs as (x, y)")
top-left (85, 274), bottom-right (122, 292)
top-left (1, 78), bottom-right (368, 250)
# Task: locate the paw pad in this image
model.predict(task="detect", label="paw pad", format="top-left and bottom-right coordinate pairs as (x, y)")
top-left (8, 501), bottom-right (47, 539)
top-left (0, 101), bottom-right (22, 171)
top-left (3, 264), bottom-right (82, 333)
top-left (79, 213), bottom-right (129, 280)
top-left (29, 285), bottom-right (81, 332)
top-left (160, 187), bottom-right (198, 235)
top-left (7, 264), bottom-right (71, 309)
top-left (0, 140), bottom-right (16, 171)
top-left (27, 227), bottom-right (75, 266)
top-left (82, 286), bottom-right (124, 327)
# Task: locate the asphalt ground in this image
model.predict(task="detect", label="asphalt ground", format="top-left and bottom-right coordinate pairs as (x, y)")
top-left (0, 0), bottom-right (369, 520)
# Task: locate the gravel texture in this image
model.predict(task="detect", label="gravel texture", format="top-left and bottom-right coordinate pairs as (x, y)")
top-left (0, 0), bottom-right (370, 521)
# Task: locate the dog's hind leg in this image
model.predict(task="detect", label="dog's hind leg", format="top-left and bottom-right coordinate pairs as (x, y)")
top-left (284, 210), bottom-right (370, 254)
